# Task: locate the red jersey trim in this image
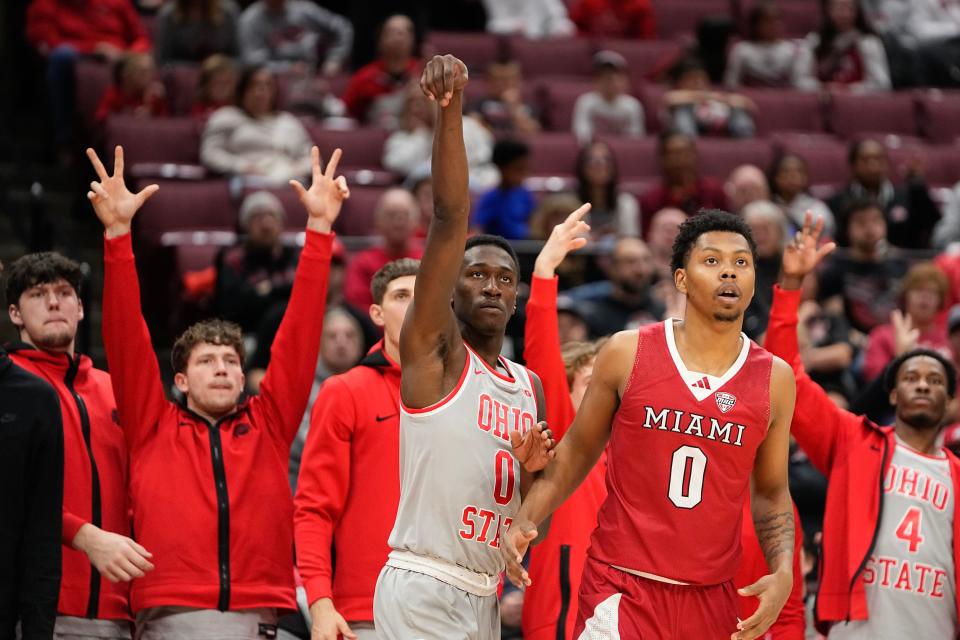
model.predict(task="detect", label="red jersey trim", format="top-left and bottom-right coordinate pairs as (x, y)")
top-left (400, 350), bottom-right (471, 415)
top-left (465, 342), bottom-right (517, 384)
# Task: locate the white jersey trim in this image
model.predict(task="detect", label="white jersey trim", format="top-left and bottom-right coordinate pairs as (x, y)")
top-left (385, 549), bottom-right (499, 597)
top-left (663, 318), bottom-right (750, 403)
top-left (610, 565), bottom-right (690, 585)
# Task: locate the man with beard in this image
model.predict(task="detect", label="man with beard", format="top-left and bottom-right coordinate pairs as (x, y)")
top-left (6, 252), bottom-right (147, 639)
top-left (565, 237), bottom-right (664, 336)
top-left (765, 213), bottom-right (960, 639)
top-left (504, 210), bottom-right (798, 640)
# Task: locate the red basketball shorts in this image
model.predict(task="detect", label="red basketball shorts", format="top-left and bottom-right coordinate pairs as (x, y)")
top-left (574, 556), bottom-right (739, 639)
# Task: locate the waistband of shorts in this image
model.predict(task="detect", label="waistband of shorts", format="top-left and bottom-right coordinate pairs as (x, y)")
top-left (610, 565), bottom-right (690, 585)
top-left (386, 550), bottom-right (499, 597)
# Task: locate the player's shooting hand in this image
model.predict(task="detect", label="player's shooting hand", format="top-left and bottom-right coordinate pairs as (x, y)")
top-left (308, 598), bottom-right (357, 640)
top-left (732, 569), bottom-right (792, 640)
top-left (420, 54), bottom-right (468, 108)
top-left (501, 519), bottom-right (537, 588)
top-left (780, 211), bottom-right (835, 290)
top-left (86, 146), bottom-right (159, 239)
top-left (510, 421), bottom-right (556, 473)
top-left (533, 203), bottom-right (591, 279)
top-left (290, 146), bottom-right (350, 234)
top-left (73, 523), bottom-right (155, 583)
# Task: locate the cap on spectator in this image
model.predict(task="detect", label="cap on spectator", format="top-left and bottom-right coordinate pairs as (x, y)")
top-left (948, 304), bottom-right (960, 334)
top-left (239, 191), bottom-right (285, 230)
top-left (557, 294), bottom-right (585, 320)
top-left (593, 50), bottom-right (627, 72)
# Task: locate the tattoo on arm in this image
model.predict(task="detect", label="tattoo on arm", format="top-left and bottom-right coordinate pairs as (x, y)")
top-left (754, 509), bottom-right (795, 571)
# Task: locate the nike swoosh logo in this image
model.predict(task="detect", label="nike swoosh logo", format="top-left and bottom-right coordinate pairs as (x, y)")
top-left (376, 414), bottom-right (397, 422)
top-left (474, 369), bottom-right (484, 375)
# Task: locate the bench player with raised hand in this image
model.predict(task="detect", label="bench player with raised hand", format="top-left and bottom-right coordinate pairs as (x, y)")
top-left (372, 54), bottom-right (556, 640)
top-left (504, 210), bottom-right (798, 640)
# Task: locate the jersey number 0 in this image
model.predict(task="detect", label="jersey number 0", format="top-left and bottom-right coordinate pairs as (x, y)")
top-left (669, 445), bottom-right (707, 509)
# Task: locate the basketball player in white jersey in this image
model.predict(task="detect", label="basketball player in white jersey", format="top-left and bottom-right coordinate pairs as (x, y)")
top-left (372, 54), bottom-right (557, 640)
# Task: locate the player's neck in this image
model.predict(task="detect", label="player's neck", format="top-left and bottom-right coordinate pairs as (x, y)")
top-left (894, 422), bottom-right (942, 455)
top-left (461, 326), bottom-right (505, 372)
top-left (671, 311), bottom-right (744, 376)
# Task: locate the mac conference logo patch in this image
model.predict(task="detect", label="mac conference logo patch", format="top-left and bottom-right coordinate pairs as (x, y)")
top-left (715, 392), bottom-right (736, 414)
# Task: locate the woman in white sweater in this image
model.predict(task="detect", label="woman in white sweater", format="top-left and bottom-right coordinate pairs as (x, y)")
top-left (794, 0), bottom-right (892, 92)
top-left (724, 1), bottom-right (802, 88)
top-left (201, 65), bottom-right (313, 184)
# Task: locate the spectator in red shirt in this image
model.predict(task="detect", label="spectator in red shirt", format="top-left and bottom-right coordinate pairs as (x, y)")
top-left (94, 52), bottom-right (169, 125)
top-left (568, 0), bottom-right (655, 39)
top-left (85, 144), bottom-right (347, 637)
top-left (341, 14), bottom-right (420, 127)
top-left (639, 132), bottom-right (729, 237)
top-left (5, 252), bottom-right (146, 639)
top-left (343, 188), bottom-right (423, 311)
top-left (26, 0), bottom-right (150, 154)
top-left (295, 258), bottom-right (419, 640)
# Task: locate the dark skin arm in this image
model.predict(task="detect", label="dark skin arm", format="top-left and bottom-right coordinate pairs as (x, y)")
top-left (501, 330), bottom-right (635, 585)
top-left (733, 358), bottom-right (796, 640)
top-left (399, 54), bottom-right (471, 410)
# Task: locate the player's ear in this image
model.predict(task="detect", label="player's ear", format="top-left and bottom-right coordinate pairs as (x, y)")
top-left (8, 304), bottom-right (23, 328)
top-left (889, 386), bottom-right (898, 408)
top-left (674, 268), bottom-right (688, 295)
top-left (174, 371), bottom-right (190, 395)
top-left (369, 303), bottom-right (386, 328)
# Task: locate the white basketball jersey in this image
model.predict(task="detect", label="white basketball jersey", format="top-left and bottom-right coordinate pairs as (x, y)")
top-left (388, 343), bottom-right (539, 577)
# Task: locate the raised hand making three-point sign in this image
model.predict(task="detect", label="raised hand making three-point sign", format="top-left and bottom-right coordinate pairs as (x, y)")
top-left (86, 146), bottom-right (159, 239)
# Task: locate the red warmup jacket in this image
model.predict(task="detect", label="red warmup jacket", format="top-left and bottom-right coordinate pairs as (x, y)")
top-left (735, 499), bottom-right (806, 640)
top-left (343, 245), bottom-right (422, 311)
top-left (765, 285), bottom-right (960, 634)
top-left (294, 342), bottom-right (401, 621)
top-left (521, 276), bottom-right (608, 640)
top-left (26, 0), bottom-right (150, 54)
top-left (102, 230), bottom-right (332, 613)
top-left (7, 346), bottom-right (130, 620)
top-left (569, 0), bottom-right (655, 39)
top-left (341, 59), bottom-right (421, 121)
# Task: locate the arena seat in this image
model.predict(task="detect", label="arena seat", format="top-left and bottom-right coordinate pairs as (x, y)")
top-left (739, 89), bottom-right (824, 135)
top-left (135, 179), bottom-right (236, 246)
top-left (653, 0), bottom-right (733, 38)
top-left (828, 92), bottom-right (918, 138)
top-left (770, 132), bottom-right (848, 188)
top-left (508, 37), bottom-right (594, 78)
top-left (74, 58), bottom-right (112, 134)
top-left (597, 135), bottom-right (660, 180)
top-left (308, 125), bottom-right (391, 171)
top-left (538, 78), bottom-right (596, 132)
top-left (335, 185), bottom-right (389, 236)
top-left (162, 64), bottom-right (201, 117)
top-left (424, 32), bottom-right (503, 71)
top-left (920, 91), bottom-right (960, 144)
top-left (596, 39), bottom-right (683, 81)
top-left (105, 115), bottom-right (201, 166)
top-left (522, 133), bottom-right (582, 178)
top-left (695, 138), bottom-right (773, 179)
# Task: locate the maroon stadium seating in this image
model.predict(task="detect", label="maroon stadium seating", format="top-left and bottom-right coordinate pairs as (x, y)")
top-left (424, 32), bottom-right (503, 71)
top-left (135, 179), bottom-right (235, 246)
top-left (538, 78), bottom-right (597, 132)
top-left (828, 92), bottom-right (918, 138)
top-left (695, 138), bottom-right (774, 179)
top-left (508, 36), bottom-right (594, 78)
top-left (74, 58), bottom-right (112, 134)
top-left (307, 125), bottom-right (390, 171)
top-left (921, 91), bottom-right (960, 143)
top-left (335, 185), bottom-right (389, 236)
top-left (597, 136), bottom-right (660, 180)
top-left (597, 39), bottom-right (683, 81)
top-left (739, 89), bottom-right (824, 135)
top-left (771, 132), bottom-right (849, 188)
top-left (163, 64), bottom-right (201, 117)
top-left (105, 115), bottom-right (201, 166)
top-left (653, 0), bottom-right (733, 38)
top-left (522, 133), bottom-right (582, 178)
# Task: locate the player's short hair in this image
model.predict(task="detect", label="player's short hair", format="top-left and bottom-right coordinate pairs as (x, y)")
top-left (171, 319), bottom-right (245, 374)
top-left (371, 258), bottom-right (420, 305)
top-left (4, 252), bottom-right (83, 306)
top-left (883, 348), bottom-right (957, 398)
top-left (464, 234), bottom-right (521, 278)
top-left (670, 209), bottom-right (758, 274)
top-left (561, 337), bottom-right (608, 391)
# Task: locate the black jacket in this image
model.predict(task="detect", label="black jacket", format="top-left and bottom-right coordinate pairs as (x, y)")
top-left (0, 346), bottom-right (63, 640)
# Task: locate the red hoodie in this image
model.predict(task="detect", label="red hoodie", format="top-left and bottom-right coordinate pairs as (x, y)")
top-left (341, 59), bottom-right (421, 122)
top-left (294, 342), bottom-right (401, 621)
top-left (521, 276), bottom-right (607, 640)
top-left (7, 346), bottom-right (130, 620)
top-left (765, 285), bottom-right (960, 633)
top-left (26, 0), bottom-right (150, 54)
top-left (101, 229), bottom-right (332, 613)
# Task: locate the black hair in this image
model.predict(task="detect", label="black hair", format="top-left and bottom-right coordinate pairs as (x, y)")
top-left (883, 348), bottom-right (957, 398)
top-left (464, 234), bottom-right (521, 278)
top-left (841, 196), bottom-right (884, 226)
top-left (747, 0), bottom-right (781, 41)
top-left (670, 209), bottom-right (758, 273)
top-left (491, 139), bottom-right (530, 169)
top-left (657, 130), bottom-right (695, 156)
top-left (815, 0), bottom-right (875, 61)
top-left (667, 54), bottom-right (708, 87)
top-left (846, 138), bottom-right (886, 167)
top-left (4, 252), bottom-right (83, 306)
top-left (575, 141), bottom-right (619, 210)
top-left (235, 64), bottom-right (277, 113)
top-left (766, 150), bottom-right (809, 198)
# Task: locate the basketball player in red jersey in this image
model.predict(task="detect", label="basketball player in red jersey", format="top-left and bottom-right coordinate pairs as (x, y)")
top-left (504, 210), bottom-right (798, 640)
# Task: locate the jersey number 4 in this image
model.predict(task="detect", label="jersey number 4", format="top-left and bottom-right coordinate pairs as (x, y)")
top-left (895, 506), bottom-right (925, 554)
top-left (669, 446), bottom-right (708, 509)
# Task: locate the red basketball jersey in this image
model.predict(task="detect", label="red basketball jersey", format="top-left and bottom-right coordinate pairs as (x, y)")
top-left (589, 320), bottom-right (773, 585)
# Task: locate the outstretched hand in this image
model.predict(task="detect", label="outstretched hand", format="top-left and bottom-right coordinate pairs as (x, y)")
top-left (780, 211), bottom-right (836, 290)
top-left (86, 146), bottom-right (159, 239)
top-left (533, 203), bottom-right (591, 278)
top-left (732, 570), bottom-right (793, 640)
top-left (511, 421), bottom-right (556, 473)
top-left (500, 518), bottom-right (538, 588)
top-left (420, 54), bottom-right (469, 107)
top-left (289, 146), bottom-right (350, 234)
